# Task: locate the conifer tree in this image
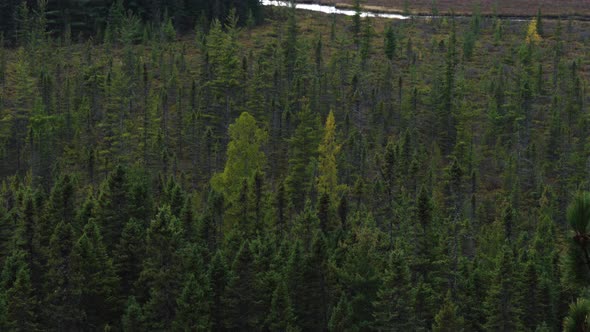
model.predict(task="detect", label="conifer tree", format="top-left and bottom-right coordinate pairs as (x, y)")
top-left (266, 280), bottom-right (297, 331)
top-left (484, 245), bottom-right (522, 331)
top-left (140, 205), bottom-right (184, 330)
top-left (329, 292), bottom-right (356, 332)
top-left (95, 165), bottom-right (131, 251)
top-left (44, 221), bottom-right (84, 330)
top-left (284, 2), bottom-right (298, 82)
top-left (43, 174), bottom-right (76, 238)
top-left (211, 112), bottom-right (267, 210)
top-left (432, 292), bottom-right (464, 332)
top-left (372, 248), bottom-right (415, 331)
top-left (223, 241), bottom-right (259, 330)
top-left (121, 296), bottom-right (144, 332)
top-left (296, 233), bottom-right (329, 330)
top-left (114, 218), bottom-right (145, 299)
top-left (6, 264), bottom-right (37, 331)
top-left (71, 221), bottom-right (119, 328)
top-left (3, 48), bottom-right (36, 174)
top-left (173, 273), bottom-right (211, 331)
top-left (209, 250), bottom-right (230, 331)
top-left (384, 26), bottom-right (396, 61)
top-left (285, 101), bottom-right (321, 212)
top-left (564, 298), bottom-right (590, 332)
top-left (318, 110), bottom-right (341, 201)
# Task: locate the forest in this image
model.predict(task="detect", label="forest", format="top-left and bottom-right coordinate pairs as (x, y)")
top-left (1, 0), bottom-right (590, 330)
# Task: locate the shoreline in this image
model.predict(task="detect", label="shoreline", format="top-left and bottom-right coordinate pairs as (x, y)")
top-left (292, 0), bottom-right (590, 21)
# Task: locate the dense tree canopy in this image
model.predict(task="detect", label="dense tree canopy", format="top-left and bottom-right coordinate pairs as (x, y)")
top-left (0, 1), bottom-right (589, 330)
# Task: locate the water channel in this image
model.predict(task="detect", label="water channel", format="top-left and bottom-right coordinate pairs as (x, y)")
top-left (261, 0), bottom-right (410, 20)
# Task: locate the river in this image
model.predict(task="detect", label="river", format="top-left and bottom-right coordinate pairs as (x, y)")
top-left (261, 0), bottom-right (410, 20)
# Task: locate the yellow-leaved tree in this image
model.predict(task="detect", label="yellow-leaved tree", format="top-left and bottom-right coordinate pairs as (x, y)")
top-left (212, 112), bottom-right (267, 230)
top-left (526, 19), bottom-right (542, 44)
top-left (317, 110), bottom-right (342, 201)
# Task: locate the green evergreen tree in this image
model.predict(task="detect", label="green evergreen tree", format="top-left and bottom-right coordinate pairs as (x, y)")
top-left (285, 101), bottom-right (321, 212)
top-left (95, 165), bottom-right (131, 251)
top-left (329, 293), bottom-right (356, 332)
top-left (266, 280), bottom-right (297, 331)
top-left (114, 218), bottom-right (145, 299)
top-left (71, 221), bottom-right (119, 329)
top-left (173, 273), bottom-right (211, 331)
top-left (140, 205), bottom-right (184, 330)
top-left (564, 298), bottom-right (590, 332)
top-left (6, 264), bottom-right (37, 331)
top-left (209, 250), bottom-right (230, 331)
top-left (372, 248), bottom-right (415, 331)
top-left (121, 296), bottom-right (144, 332)
top-left (432, 292), bottom-right (465, 332)
top-left (44, 221), bottom-right (84, 330)
top-left (222, 241), bottom-right (258, 330)
top-left (484, 245), bottom-right (522, 331)
top-left (384, 26), bottom-right (397, 61)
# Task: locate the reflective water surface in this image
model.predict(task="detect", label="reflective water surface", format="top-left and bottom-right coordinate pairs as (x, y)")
top-left (261, 0), bottom-right (410, 20)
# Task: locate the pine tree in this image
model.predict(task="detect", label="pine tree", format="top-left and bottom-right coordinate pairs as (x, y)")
top-left (564, 298), bottom-right (590, 332)
top-left (296, 233), bottom-right (329, 331)
top-left (95, 165), bottom-right (131, 251)
top-left (336, 216), bottom-right (382, 329)
top-left (432, 292), bottom-right (464, 332)
top-left (223, 241), bottom-right (258, 330)
top-left (285, 101), bottom-right (321, 212)
top-left (43, 174), bottom-right (76, 240)
top-left (2, 48), bottom-right (36, 174)
top-left (351, 0), bottom-right (362, 47)
top-left (5, 264), bottom-right (37, 331)
top-left (121, 296), bottom-right (144, 332)
top-left (173, 273), bottom-right (211, 331)
top-left (384, 25), bottom-right (397, 61)
top-left (208, 250), bottom-right (230, 331)
top-left (284, 2), bottom-right (298, 82)
top-left (71, 221), bottom-right (119, 329)
top-left (372, 248), bottom-right (415, 331)
top-left (206, 14), bottom-right (243, 126)
top-left (484, 245), bottom-right (522, 331)
top-left (566, 192), bottom-right (590, 284)
top-left (140, 205), bottom-right (184, 330)
top-left (520, 259), bottom-right (543, 330)
top-left (329, 293), bottom-right (356, 332)
top-left (44, 221), bottom-right (84, 330)
top-left (266, 280), bottom-right (297, 331)
top-left (114, 218), bottom-right (145, 299)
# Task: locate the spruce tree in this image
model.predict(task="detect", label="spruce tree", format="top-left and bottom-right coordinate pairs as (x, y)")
top-left (95, 165), bottom-right (131, 251)
top-left (173, 273), bottom-right (211, 331)
top-left (222, 241), bottom-right (258, 330)
top-left (372, 248), bottom-right (415, 331)
top-left (71, 221), bottom-right (119, 329)
top-left (114, 218), bottom-right (146, 299)
top-left (209, 250), bottom-right (230, 331)
top-left (5, 264), bottom-right (37, 331)
top-left (266, 280), bottom-right (297, 331)
top-left (285, 101), bottom-right (321, 212)
top-left (140, 205), bottom-right (184, 330)
top-left (121, 296), bottom-right (144, 332)
top-left (329, 293), bottom-right (356, 332)
top-left (432, 292), bottom-right (464, 332)
top-left (483, 245), bottom-right (522, 331)
top-left (44, 221), bottom-right (84, 330)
